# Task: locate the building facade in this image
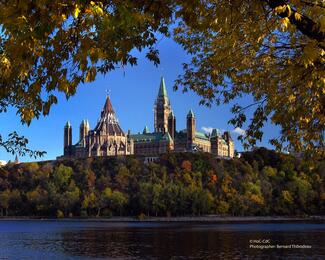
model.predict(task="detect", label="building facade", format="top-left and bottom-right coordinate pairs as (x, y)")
top-left (130, 77), bottom-right (235, 158)
top-left (60, 77), bottom-right (234, 159)
top-left (60, 96), bottom-right (133, 159)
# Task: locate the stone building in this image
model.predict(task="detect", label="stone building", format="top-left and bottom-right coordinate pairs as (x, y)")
top-left (130, 77), bottom-right (234, 158)
top-left (61, 96), bottom-right (133, 158)
top-left (60, 77), bottom-right (234, 159)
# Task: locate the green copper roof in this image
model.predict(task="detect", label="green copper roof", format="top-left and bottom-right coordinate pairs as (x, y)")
top-left (130, 132), bottom-right (172, 143)
top-left (143, 126), bottom-right (149, 134)
top-left (211, 128), bottom-right (221, 138)
top-left (65, 121), bottom-right (71, 128)
top-left (187, 109), bottom-right (195, 117)
top-left (158, 77), bottom-right (168, 98)
top-left (130, 133), bottom-right (159, 142)
top-left (195, 131), bottom-right (209, 141)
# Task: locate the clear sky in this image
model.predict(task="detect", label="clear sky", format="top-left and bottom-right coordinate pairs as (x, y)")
top-left (0, 36), bottom-right (278, 162)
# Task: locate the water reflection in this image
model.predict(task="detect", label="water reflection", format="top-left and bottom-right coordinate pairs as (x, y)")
top-left (0, 221), bottom-right (324, 259)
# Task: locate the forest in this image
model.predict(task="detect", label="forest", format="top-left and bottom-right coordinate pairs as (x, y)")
top-left (0, 148), bottom-right (324, 218)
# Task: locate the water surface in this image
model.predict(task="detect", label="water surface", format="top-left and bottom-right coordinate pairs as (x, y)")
top-left (0, 220), bottom-right (324, 259)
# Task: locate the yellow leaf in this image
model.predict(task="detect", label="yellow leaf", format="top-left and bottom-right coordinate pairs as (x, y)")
top-left (286, 5), bottom-right (291, 16)
top-left (294, 12), bottom-right (302, 21)
top-left (288, 94), bottom-right (295, 102)
top-left (85, 67), bottom-right (97, 82)
top-left (257, 36), bottom-right (263, 43)
top-left (302, 43), bottom-right (319, 67)
top-left (274, 5), bottom-right (286, 14)
top-left (281, 17), bottom-right (290, 30)
top-left (95, 6), bottom-right (104, 16)
top-left (73, 6), bottom-right (80, 19)
top-left (0, 55), bottom-right (11, 78)
top-left (21, 108), bottom-right (35, 123)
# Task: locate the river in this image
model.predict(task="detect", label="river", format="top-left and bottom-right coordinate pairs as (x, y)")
top-left (0, 220), bottom-right (324, 259)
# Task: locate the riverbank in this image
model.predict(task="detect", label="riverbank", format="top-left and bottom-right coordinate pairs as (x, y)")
top-left (1, 215), bottom-right (325, 222)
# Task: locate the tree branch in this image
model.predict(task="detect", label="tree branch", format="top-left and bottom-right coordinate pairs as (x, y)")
top-left (299, 0), bottom-right (325, 8)
top-left (265, 0), bottom-right (325, 43)
top-left (0, 132), bottom-right (46, 158)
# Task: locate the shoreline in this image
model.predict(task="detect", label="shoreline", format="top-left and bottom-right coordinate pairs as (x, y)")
top-left (1, 215), bottom-right (325, 223)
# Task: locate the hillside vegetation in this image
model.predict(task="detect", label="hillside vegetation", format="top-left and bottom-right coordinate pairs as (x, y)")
top-left (0, 148), bottom-right (324, 218)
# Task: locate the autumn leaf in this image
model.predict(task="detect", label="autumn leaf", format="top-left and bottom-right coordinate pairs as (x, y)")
top-left (85, 67), bottom-right (97, 82)
top-left (73, 6), bottom-right (81, 19)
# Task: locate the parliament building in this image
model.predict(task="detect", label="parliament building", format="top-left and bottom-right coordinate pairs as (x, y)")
top-left (60, 78), bottom-right (234, 159)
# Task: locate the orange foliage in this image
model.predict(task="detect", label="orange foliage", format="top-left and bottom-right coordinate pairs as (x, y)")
top-left (250, 194), bottom-right (264, 205)
top-left (320, 192), bottom-right (325, 201)
top-left (87, 171), bottom-right (96, 188)
top-left (210, 174), bottom-right (218, 184)
top-left (181, 160), bottom-right (192, 172)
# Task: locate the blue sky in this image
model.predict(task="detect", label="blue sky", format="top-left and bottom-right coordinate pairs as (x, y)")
top-left (0, 36), bottom-right (278, 162)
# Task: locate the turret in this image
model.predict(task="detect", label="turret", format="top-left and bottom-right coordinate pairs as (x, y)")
top-left (210, 128), bottom-right (222, 156)
top-left (223, 131), bottom-right (234, 158)
top-left (223, 131), bottom-right (231, 142)
top-left (64, 121), bottom-right (72, 155)
top-left (162, 132), bottom-right (174, 152)
top-left (187, 110), bottom-right (195, 149)
top-left (168, 111), bottom-right (176, 140)
top-left (79, 119), bottom-right (89, 141)
top-left (143, 126), bottom-right (149, 134)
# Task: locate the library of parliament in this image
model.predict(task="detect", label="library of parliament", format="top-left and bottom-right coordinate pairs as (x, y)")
top-left (60, 78), bottom-right (234, 159)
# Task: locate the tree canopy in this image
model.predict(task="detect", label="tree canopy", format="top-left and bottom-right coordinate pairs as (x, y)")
top-left (174, 0), bottom-right (325, 155)
top-left (0, 150), bottom-right (324, 217)
top-left (0, 1), bottom-right (324, 155)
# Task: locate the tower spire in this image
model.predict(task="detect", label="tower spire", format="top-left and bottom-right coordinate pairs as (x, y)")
top-left (103, 95), bottom-right (115, 114)
top-left (187, 109), bottom-right (195, 150)
top-left (154, 77), bottom-right (172, 133)
top-left (157, 76), bottom-right (168, 98)
top-left (64, 121), bottom-right (72, 155)
top-left (95, 96), bottom-right (124, 136)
